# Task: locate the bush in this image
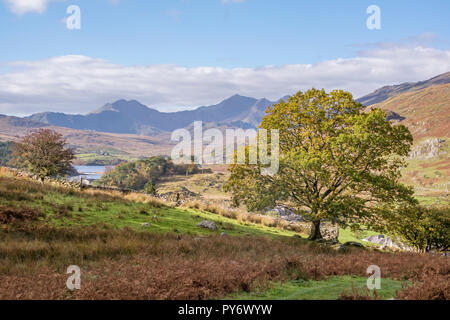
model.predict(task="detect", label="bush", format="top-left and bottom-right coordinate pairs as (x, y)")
top-left (144, 181), bottom-right (156, 195)
top-left (0, 206), bottom-right (43, 224)
top-left (95, 156), bottom-right (203, 190)
top-left (0, 141), bottom-right (13, 166)
top-left (383, 204), bottom-right (449, 252)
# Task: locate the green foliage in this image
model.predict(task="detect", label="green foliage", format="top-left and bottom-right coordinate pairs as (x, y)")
top-left (0, 141), bottom-right (13, 166)
top-left (380, 204), bottom-right (450, 252)
top-left (95, 156), bottom-right (202, 190)
top-left (225, 88), bottom-right (416, 240)
top-left (11, 129), bottom-right (75, 179)
top-left (144, 181), bottom-right (157, 195)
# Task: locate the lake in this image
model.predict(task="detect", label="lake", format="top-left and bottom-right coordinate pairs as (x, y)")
top-left (74, 165), bottom-right (108, 180)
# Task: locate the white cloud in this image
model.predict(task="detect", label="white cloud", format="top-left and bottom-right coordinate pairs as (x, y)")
top-left (3, 0), bottom-right (49, 14)
top-left (4, 0), bottom-right (118, 14)
top-left (1, 46), bottom-right (450, 116)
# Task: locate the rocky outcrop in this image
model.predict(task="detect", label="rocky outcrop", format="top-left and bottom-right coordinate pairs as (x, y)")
top-left (267, 206), bottom-right (304, 222)
top-left (158, 186), bottom-right (198, 203)
top-left (197, 220), bottom-right (217, 231)
top-left (409, 138), bottom-right (446, 160)
top-left (363, 234), bottom-right (413, 251)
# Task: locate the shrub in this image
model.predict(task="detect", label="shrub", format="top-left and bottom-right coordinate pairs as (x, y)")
top-left (144, 181), bottom-right (156, 195)
top-left (0, 206), bottom-right (43, 224)
top-left (382, 204), bottom-right (449, 252)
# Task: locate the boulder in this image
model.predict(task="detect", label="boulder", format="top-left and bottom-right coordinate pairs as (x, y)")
top-left (363, 235), bottom-right (385, 245)
top-left (338, 241), bottom-right (365, 252)
top-left (197, 220), bottom-right (217, 231)
top-left (320, 223), bottom-right (339, 243)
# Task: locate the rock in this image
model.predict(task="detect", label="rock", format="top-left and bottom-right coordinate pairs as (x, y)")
top-left (197, 220), bottom-right (217, 231)
top-left (320, 223), bottom-right (339, 243)
top-left (339, 241), bottom-right (364, 252)
top-left (409, 138), bottom-right (445, 160)
top-left (142, 223), bottom-right (150, 227)
top-left (267, 206), bottom-right (304, 222)
top-left (363, 234), bottom-right (413, 251)
top-left (363, 235), bottom-right (385, 245)
top-left (220, 232), bottom-right (227, 237)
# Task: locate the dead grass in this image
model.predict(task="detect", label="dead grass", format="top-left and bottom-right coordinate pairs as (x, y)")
top-left (0, 206), bottom-right (43, 225)
top-left (0, 169), bottom-right (173, 210)
top-left (396, 269), bottom-right (450, 300)
top-left (0, 168), bottom-right (447, 300)
top-left (182, 200), bottom-right (310, 235)
top-left (0, 224), bottom-right (448, 300)
top-left (338, 285), bottom-right (380, 300)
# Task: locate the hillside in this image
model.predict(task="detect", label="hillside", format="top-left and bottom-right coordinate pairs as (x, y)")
top-left (358, 71), bottom-right (450, 106)
top-left (370, 84), bottom-right (450, 202)
top-left (373, 83), bottom-right (450, 140)
top-left (1, 169), bottom-right (448, 300)
top-left (0, 114), bottom-right (174, 158)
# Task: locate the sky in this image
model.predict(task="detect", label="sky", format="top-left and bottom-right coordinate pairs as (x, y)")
top-left (1, 0), bottom-right (450, 115)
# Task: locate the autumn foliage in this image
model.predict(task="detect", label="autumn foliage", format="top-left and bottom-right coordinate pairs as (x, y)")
top-left (11, 129), bottom-right (75, 179)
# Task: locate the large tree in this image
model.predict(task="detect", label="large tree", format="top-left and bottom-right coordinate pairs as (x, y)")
top-left (12, 129), bottom-right (75, 179)
top-left (225, 89), bottom-right (416, 240)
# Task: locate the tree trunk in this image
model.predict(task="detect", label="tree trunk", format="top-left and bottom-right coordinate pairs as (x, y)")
top-left (309, 220), bottom-right (323, 241)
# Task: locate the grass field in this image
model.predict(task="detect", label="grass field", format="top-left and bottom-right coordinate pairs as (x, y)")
top-left (227, 276), bottom-right (406, 300)
top-left (74, 151), bottom-right (138, 165)
top-left (0, 170), bottom-right (448, 300)
top-left (0, 174), bottom-right (298, 239)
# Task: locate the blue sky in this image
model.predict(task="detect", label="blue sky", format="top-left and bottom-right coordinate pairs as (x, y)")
top-left (0, 0), bottom-right (449, 115)
top-left (1, 0), bottom-right (449, 67)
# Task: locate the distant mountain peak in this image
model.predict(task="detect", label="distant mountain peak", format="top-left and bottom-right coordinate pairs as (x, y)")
top-left (221, 93), bottom-right (256, 104)
top-left (25, 94), bottom-right (281, 135)
top-left (90, 99), bottom-right (153, 114)
top-left (89, 103), bottom-right (117, 114)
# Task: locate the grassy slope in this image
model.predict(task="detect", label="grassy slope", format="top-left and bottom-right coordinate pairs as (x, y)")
top-left (374, 84), bottom-right (450, 141)
top-left (156, 173), bottom-right (230, 201)
top-left (1, 173), bottom-right (447, 300)
top-left (74, 151), bottom-right (138, 165)
top-left (0, 174), bottom-right (297, 239)
top-left (228, 276), bottom-right (406, 300)
top-left (0, 115), bottom-right (174, 157)
top-left (157, 173), bottom-right (380, 244)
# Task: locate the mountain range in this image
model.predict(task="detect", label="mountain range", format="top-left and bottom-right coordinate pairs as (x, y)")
top-left (27, 95), bottom-right (285, 135)
top-left (0, 71), bottom-right (448, 156)
top-left (1, 72), bottom-right (448, 200)
top-left (23, 72), bottom-right (450, 136)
